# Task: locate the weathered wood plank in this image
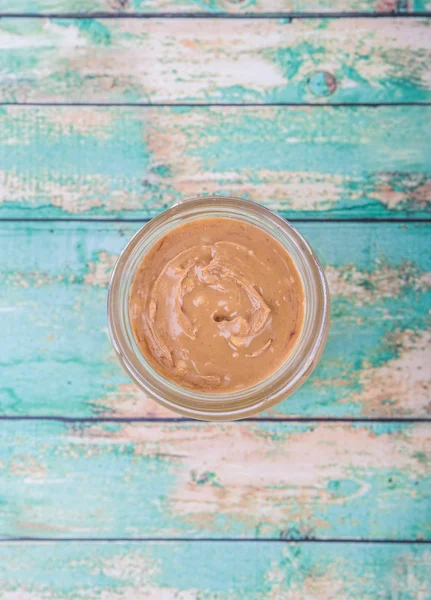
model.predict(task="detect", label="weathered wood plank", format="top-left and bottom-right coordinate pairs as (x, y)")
top-left (1, 106), bottom-right (430, 219)
top-left (0, 18), bottom-right (430, 104)
top-left (0, 421), bottom-right (429, 539)
top-left (0, 541), bottom-right (429, 599)
top-left (1, 222), bottom-right (430, 419)
top-left (1, 0), bottom-right (429, 16)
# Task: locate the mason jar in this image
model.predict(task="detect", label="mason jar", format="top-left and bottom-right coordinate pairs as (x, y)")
top-left (108, 196), bottom-right (329, 421)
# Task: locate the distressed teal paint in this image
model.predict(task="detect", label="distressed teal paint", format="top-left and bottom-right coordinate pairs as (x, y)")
top-left (0, 421), bottom-right (429, 539)
top-left (0, 287), bottom-right (127, 416)
top-left (0, 106), bottom-right (430, 219)
top-left (413, 0), bottom-right (431, 10)
top-left (0, 5), bottom-right (429, 597)
top-left (195, 107), bottom-right (429, 177)
top-left (73, 19), bottom-right (113, 45)
top-left (1, 221), bottom-right (430, 418)
top-left (0, 542), bottom-right (429, 598)
top-left (0, 110), bottom-right (149, 181)
top-left (0, 223), bottom-right (130, 417)
top-left (0, 18), bottom-right (430, 104)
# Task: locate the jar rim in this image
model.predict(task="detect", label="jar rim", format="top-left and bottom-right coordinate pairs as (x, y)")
top-left (108, 196), bottom-right (330, 421)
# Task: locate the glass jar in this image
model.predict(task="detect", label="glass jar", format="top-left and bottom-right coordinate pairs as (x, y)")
top-left (108, 196), bottom-right (329, 421)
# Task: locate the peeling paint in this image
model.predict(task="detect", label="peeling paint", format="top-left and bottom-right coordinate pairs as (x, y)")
top-left (76, 421), bottom-right (430, 537)
top-left (327, 262), bottom-right (431, 305)
top-left (0, 420), bottom-right (427, 538)
top-left (351, 329), bottom-right (431, 416)
top-left (1, 106), bottom-right (430, 218)
top-left (0, 542), bottom-right (429, 600)
top-left (91, 383), bottom-right (175, 418)
top-left (84, 251), bottom-right (118, 287)
top-left (0, 19), bottom-right (430, 103)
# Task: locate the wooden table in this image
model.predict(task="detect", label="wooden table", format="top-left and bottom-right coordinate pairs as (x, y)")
top-left (0, 1), bottom-right (430, 598)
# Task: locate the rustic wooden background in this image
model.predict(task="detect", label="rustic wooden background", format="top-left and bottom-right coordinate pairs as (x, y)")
top-left (0, 1), bottom-right (430, 598)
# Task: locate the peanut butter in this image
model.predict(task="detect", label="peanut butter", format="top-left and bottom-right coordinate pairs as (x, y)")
top-left (130, 218), bottom-right (305, 392)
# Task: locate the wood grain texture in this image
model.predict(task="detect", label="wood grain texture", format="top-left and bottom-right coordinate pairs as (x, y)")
top-left (1, 0), bottom-right (430, 16)
top-left (0, 420), bottom-right (429, 539)
top-left (1, 106), bottom-right (430, 219)
top-left (1, 221), bottom-right (430, 419)
top-left (0, 18), bottom-right (430, 104)
top-left (0, 542), bottom-right (429, 599)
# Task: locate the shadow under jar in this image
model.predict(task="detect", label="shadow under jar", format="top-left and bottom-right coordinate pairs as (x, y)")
top-left (108, 196), bottom-right (330, 421)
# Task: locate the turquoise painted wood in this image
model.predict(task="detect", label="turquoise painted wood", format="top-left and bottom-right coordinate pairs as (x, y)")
top-left (1, 5), bottom-right (430, 598)
top-left (0, 18), bottom-right (430, 104)
top-left (2, 0), bottom-right (430, 15)
top-left (0, 420), bottom-right (429, 539)
top-left (1, 221), bottom-right (430, 419)
top-left (0, 542), bottom-right (429, 599)
top-left (1, 106), bottom-right (430, 219)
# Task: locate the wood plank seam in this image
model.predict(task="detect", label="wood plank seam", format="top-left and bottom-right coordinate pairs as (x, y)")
top-left (2, 102), bottom-right (431, 106)
top-left (0, 417), bottom-right (430, 422)
top-left (1, 219), bottom-right (431, 223)
top-left (1, 13), bottom-right (431, 18)
top-left (2, 538), bottom-right (431, 543)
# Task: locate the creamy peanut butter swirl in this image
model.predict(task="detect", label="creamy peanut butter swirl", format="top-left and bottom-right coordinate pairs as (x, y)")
top-left (130, 218), bottom-right (305, 392)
